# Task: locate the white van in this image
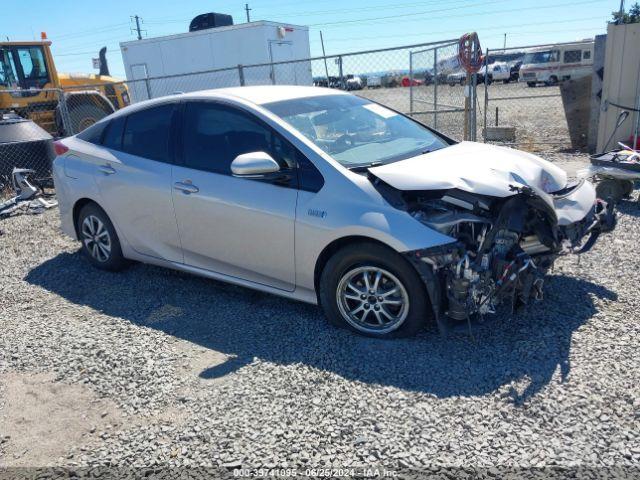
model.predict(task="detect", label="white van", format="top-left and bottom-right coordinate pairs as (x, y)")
top-left (519, 41), bottom-right (593, 87)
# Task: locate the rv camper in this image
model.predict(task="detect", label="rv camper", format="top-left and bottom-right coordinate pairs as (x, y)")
top-left (519, 41), bottom-right (594, 87)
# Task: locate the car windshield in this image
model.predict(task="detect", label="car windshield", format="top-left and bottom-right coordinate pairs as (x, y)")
top-left (263, 94), bottom-right (448, 168)
top-left (523, 51), bottom-right (557, 64)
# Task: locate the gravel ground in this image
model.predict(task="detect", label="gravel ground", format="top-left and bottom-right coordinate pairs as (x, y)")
top-left (1, 158), bottom-right (639, 476)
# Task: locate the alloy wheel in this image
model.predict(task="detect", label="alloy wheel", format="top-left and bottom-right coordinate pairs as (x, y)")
top-left (81, 215), bottom-right (112, 263)
top-left (336, 266), bottom-right (410, 334)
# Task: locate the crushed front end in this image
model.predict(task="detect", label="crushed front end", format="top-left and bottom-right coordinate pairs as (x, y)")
top-left (374, 176), bottom-right (616, 332)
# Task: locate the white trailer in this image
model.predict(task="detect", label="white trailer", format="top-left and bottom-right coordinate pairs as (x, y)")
top-left (120, 21), bottom-right (312, 102)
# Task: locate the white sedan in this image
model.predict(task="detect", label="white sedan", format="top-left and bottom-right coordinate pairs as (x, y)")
top-left (52, 86), bottom-right (614, 338)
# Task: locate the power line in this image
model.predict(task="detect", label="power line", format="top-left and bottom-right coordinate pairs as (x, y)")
top-left (306, 0), bottom-right (509, 27)
top-left (53, 33), bottom-right (135, 53)
top-left (268, 0), bottom-right (482, 16)
top-left (52, 22), bottom-right (129, 41)
top-left (53, 15), bottom-right (605, 59)
top-left (144, 0), bottom-right (487, 24)
top-left (325, 15), bottom-right (605, 42)
top-left (51, 0), bottom-right (606, 57)
top-left (55, 45), bottom-right (122, 57)
top-left (308, 0), bottom-right (602, 28)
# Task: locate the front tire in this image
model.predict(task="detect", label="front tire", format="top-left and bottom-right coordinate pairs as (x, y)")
top-left (319, 243), bottom-right (430, 338)
top-left (76, 203), bottom-right (128, 271)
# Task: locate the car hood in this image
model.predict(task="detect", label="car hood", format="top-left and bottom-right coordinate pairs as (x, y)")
top-left (368, 141), bottom-right (568, 197)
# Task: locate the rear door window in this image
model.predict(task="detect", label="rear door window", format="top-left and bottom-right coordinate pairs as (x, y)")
top-left (122, 104), bottom-right (175, 162)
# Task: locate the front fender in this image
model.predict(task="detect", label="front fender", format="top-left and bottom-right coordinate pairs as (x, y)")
top-left (294, 188), bottom-right (456, 292)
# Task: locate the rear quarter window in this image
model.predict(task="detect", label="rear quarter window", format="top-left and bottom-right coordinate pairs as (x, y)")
top-left (102, 115), bottom-right (126, 150)
top-left (76, 120), bottom-right (108, 145)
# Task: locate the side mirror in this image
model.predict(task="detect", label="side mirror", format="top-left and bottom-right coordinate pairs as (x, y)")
top-left (230, 151), bottom-right (280, 176)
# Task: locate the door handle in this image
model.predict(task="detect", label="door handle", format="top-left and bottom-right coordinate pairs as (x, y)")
top-left (99, 164), bottom-right (116, 175)
top-left (174, 182), bottom-right (199, 194)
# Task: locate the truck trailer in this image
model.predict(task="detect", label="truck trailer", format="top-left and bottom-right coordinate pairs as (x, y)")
top-left (120, 21), bottom-right (312, 102)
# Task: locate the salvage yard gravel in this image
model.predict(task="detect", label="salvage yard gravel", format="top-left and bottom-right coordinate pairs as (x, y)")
top-left (1, 187), bottom-right (639, 476)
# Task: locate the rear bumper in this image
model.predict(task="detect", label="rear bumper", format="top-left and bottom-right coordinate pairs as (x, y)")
top-left (52, 156), bottom-right (77, 240)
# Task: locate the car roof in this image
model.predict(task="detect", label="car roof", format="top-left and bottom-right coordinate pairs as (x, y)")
top-left (182, 85), bottom-right (349, 105)
top-left (103, 85), bottom-right (350, 122)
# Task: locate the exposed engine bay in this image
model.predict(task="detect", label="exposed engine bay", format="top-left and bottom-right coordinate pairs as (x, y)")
top-left (370, 174), bottom-right (616, 330)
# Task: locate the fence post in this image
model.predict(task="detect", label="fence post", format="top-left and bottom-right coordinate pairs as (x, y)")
top-left (433, 48), bottom-right (438, 129)
top-left (409, 52), bottom-right (414, 115)
top-left (470, 39), bottom-right (479, 141)
top-left (238, 64), bottom-right (245, 86)
top-left (483, 49), bottom-right (490, 142)
top-left (57, 89), bottom-right (73, 136)
top-left (337, 56), bottom-right (344, 89)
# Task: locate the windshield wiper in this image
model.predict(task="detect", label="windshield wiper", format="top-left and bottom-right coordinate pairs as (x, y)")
top-left (346, 147), bottom-right (438, 171)
top-left (347, 161), bottom-right (383, 172)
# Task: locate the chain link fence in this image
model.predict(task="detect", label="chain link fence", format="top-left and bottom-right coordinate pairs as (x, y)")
top-left (482, 41), bottom-right (595, 152)
top-left (408, 41), bottom-right (474, 141)
top-left (0, 89), bottom-right (63, 188)
top-left (2, 38), bottom-right (477, 188)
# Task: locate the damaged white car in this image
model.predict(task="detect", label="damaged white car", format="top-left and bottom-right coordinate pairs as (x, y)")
top-left (53, 86), bottom-right (615, 338)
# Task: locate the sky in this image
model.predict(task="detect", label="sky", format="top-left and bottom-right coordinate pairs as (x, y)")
top-left (1, 0), bottom-right (623, 78)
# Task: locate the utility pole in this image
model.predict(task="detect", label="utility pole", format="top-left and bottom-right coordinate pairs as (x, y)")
top-left (617, 0), bottom-right (625, 23)
top-left (503, 33), bottom-right (507, 49)
top-left (131, 15), bottom-right (144, 40)
top-left (320, 31), bottom-right (330, 84)
top-left (245, 4), bottom-right (252, 22)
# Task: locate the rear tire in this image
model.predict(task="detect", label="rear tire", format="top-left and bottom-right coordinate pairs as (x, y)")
top-left (76, 203), bottom-right (128, 271)
top-left (319, 242), bottom-right (430, 338)
top-left (527, 82), bottom-right (536, 87)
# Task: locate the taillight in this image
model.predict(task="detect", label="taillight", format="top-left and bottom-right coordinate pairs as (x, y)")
top-left (54, 140), bottom-right (69, 156)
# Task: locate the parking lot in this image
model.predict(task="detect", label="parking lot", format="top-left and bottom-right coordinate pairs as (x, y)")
top-left (1, 154), bottom-right (639, 474)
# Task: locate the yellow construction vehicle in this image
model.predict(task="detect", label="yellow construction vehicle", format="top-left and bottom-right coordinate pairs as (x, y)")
top-left (0, 38), bottom-right (129, 136)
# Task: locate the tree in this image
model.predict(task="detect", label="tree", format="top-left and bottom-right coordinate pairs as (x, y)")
top-left (612, 2), bottom-right (640, 24)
